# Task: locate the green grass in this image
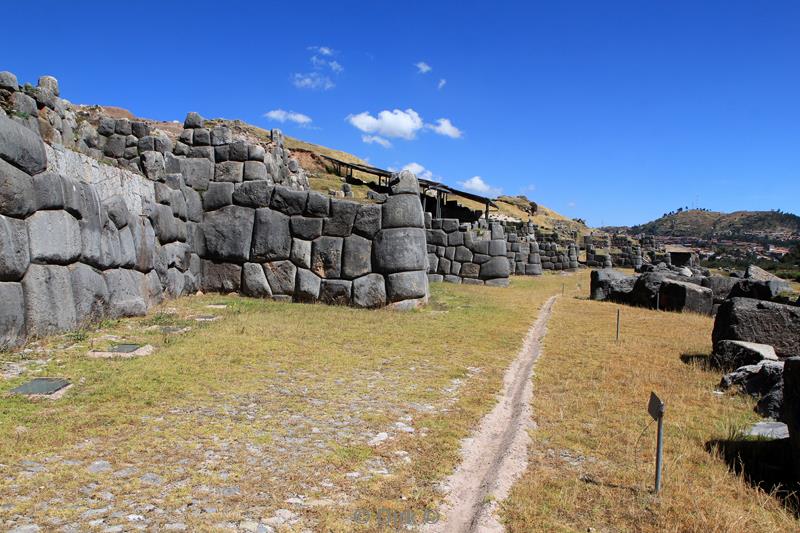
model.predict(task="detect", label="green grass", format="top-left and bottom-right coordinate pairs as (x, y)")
top-left (0, 273), bottom-right (574, 531)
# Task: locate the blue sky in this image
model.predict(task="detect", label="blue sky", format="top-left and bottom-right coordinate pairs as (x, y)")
top-left (4, 0), bottom-right (799, 226)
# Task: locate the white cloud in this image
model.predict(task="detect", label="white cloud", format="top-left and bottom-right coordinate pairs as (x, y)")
top-left (402, 162), bottom-right (434, 180)
top-left (427, 118), bottom-right (463, 138)
top-left (347, 108), bottom-right (424, 140)
top-left (362, 135), bottom-right (392, 148)
top-left (264, 109), bottom-right (312, 126)
top-left (458, 176), bottom-right (501, 196)
top-left (567, 201), bottom-right (577, 208)
top-left (329, 60), bottom-right (343, 73)
top-left (415, 61), bottom-right (432, 74)
top-left (292, 72), bottom-right (334, 90)
top-left (438, 78), bottom-right (447, 90)
top-left (308, 45), bottom-right (334, 56)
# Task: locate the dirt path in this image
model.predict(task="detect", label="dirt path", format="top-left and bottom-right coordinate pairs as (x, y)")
top-left (426, 295), bottom-right (557, 533)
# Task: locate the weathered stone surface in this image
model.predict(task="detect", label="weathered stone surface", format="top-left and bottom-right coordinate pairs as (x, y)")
top-left (149, 203), bottom-right (179, 243)
top-left (589, 269), bottom-right (638, 302)
top-left (0, 71), bottom-right (18, 91)
top-left (242, 262), bottom-right (272, 297)
top-left (118, 225), bottom-right (137, 268)
top-left (0, 158), bottom-right (36, 217)
top-left (353, 203), bottom-right (382, 238)
top-left (201, 260), bottom-right (241, 293)
top-left (460, 262), bottom-right (480, 278)
top-left (306, 191), bottom-right (329, 217)
top-left (479, 256), bottom-right (510, 279)
top-left (271, 187), bottom-right (307, 215)
top-left (103, 194), bottom-right (130, 228)
top-left (183, 186), bottom-right (202, 222)
top-left (203, 182), bottom-right (234, 211)
top-left (711, 340), bottom-right (779, 371)
top-left (745, 264), bottom-right (787, 283)
top-left (729, 279), bottom-right (792, 302)
top-left (712, 298), bottom-right (800, 357)
top-left (251, 208), bottom-right (291, 261)
top-left (69, 263), bottom-right (108, 325)
top-left (289, 268), bottom-right (319, 302)
top-left (658, 278), bottom-right (713, 315)
top-left (389, 170), bottom-right (420, 195)
top-left (178, 158), bottom-right (213, 190)
top-left (0, 215), bottom-right (29, 281)
top-left (210, 125), bottom-right (232, 146)
top-left (215, 161), bottom-right (243, 183)
top-left (352, 273), bottom-right (386, 308)
top-left (784, 357), bottom-right (800, 478)
top-left (243, 161), bottom-right (268, 181)
top-left (290, 238), bottom-right (312, 269)
top-left (232, 181), bottom-right (273, 207)
top-left (249, 144), bottom-right (266, 161)
top-left (342, 234), bottom-right (371, 279)
top-left (488, 239), bottom-right (506, 256)
top-left (103, 269), bottom-right (147, 318)
top-left (721, 360), bottom-right (784, 419)
top-left (386, 271), bottom-right (427, 302)
top-left (290, 216), bottom-right (323, 240)
top-left (144, 269), bottom-right (164, 306)
top-left (448, 231), bottom-right (464, 247)
top-left (130, 217), bottom-right (156, 272)
top-left (0, 114), bottom-right (47, 175)
top-left (264, 260), bottom-right (297, 295)
top-left (161, 241), bottom-right (191, 271)
top-left (26, 210), bottom-right (81, 264)
top-left (486, 277), bottom-right (510, 287)
top-left (373, 228), bottom-right (427, 274)
top-left (184, 112), bottom-right (205, 129)
top-left (319, 279), bottom-right (352, 305)
top-left (701, 275), bottom-right (740, 303)
top-left (31, 171), bottom-right (64, 210)
top-left (0, 282), bottom-right (25, 348)
top-left (381, 195), bottom-right (424, 229)
top-left (324, 199), bottom-right (358, 237)
top-left (23, 264), bottom-right (77, 336)
top-left (311, 236), bottom-right (343, 278)
top-left (202, 205), bottom-right (254, 262)
top-left (104, 134), bottom-right (127, 158)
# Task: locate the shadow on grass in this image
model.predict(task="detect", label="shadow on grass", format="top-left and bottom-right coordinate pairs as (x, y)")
top-left (706, 437), bottom-right (800, 515)
top-left (680, 352), bottom-right (714, 370)
top-left (579, 473), bottom-right (650, 495)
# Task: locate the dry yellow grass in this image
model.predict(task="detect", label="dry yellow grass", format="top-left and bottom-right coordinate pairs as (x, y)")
top-left (502, 297), bottom-right (797, 532)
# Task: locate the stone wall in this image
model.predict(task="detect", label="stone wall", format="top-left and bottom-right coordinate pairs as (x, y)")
top-left (425, 218), bottom-right (510, 286)
top-left (0, 73), bottom-right (431, 349)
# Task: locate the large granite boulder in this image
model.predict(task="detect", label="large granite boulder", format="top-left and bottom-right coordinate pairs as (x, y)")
top-left (202, 205), bottom-right (254, 262)
top-left (590, 269), bottom-right (636, 302)
top-left (658, 278), bottom-right (713, 315)
top-left (720, 360), bottom-right (784, 419)
top-left (0, 214), bottom-right (29, 281)
top-left (22, 264), bottom-right (77, 337)
top-left (712, 298), bottom-right (800, 357)
top-left (711, 340), bottom-right (779, 371)
top-left (0, 113), bottom-right (47, 175)
top-left (0, 282), bottom-right (25, 348)
top-left (701, 275), bottom-right (740, 303)
top-left (729, 279), bottom-right (792, 302)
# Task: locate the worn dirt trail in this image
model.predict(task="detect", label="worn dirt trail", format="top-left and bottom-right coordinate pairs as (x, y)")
top-left (426, 295), bottom-right (557, 533)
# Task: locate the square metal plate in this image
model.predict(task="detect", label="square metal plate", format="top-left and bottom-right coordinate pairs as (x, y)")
top-left (11, 378), bottom-right (71, 396)
top-left (109, 344), bottom-right (142, 353)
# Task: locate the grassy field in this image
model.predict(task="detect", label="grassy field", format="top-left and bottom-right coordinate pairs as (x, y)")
top-left (0, 273), bottom-right (575, 531)
top-left (502, 296), bottom-right (798, 532)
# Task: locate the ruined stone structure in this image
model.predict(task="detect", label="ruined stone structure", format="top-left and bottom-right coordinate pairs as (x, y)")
top-left (0, 73), bottom-right (429, 349)
top-left (425, 218), bottom-right (510, 286)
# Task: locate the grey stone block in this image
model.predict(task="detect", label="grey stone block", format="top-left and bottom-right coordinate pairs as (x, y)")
top-left (319, 279), bottom-right (352, 305)
top-left (0, 71), bottom-right (18, 90)
top-left (427, 274), bottom-right (444, 283)
top-left (251, 208), bottom-right (291, 261)
top-left (23, 264), bottom-right (77, 336)
top-left (0, 282), bottom-right (25, 348)
top-left (149, 203), bottom-right (179, 243)
top-left (193, 127), bottom-right (210, 145)
top-left (201, 260), bottom-right (241, 293)
top-left (352, 273), bottom-right (387, 308)
top-left (353, 203), bottom-right (382, 238)
top-left (26, 210), bottom-right (81, 264)
top-left (215, 161), bottom-right (243, 183)
top-left (32, 171), bottom-right (64, 210)
top-left (211, 125), bottom-right (232, 146)
top-left (448, 231), bottom-right (464, 246)
top-left (242, 262), bottom-right (272, 297)
top-left (118, 226), bottom-right (137, 268)
top-left (480, 256), bottom-right (510, 279)
top-left (342, 234), bottom-right (371, 279)
top-left (427, 253), bottom-right (439, 273)
top-left (264, 260), bottom-right (297, 295)
top-left (486, 278), bottom-right (510, 287)
top-left (202, 205), bottom-right (254, 262)
top-left (461, 263), bottom-right (480, 278)
top-left (271, 187), bottom-right (308, 215)
top-left (454, 246), bottom-right (473, 262)
top-left (243, 160), bottom-right (268, 181)
top-left (290, 216), bottom-right (323, 240)
top-left (306, 191), bottom-right (330, 217)
top-left (291, 238), bottom-right (312, 269)
top-left (130, 217), bottom-right (156, 272)
top-left (180, 158), bottom-right (214, 190)
top-left (203, 182), bottom-right (234, 211)
top-left (103, 194), bottom-right (130, 228)
top-left (232, 181), bottom-right (273, 207)
top-left (0, 215), bottom-right (29, 281)
top-left (311, 236), bottom-right (343, 278)
top-left (381, 195), bottom-right (424, 229)
top-left (0, 158), bottom-right (36, 217)
top-left (183, 186), bottom-right (202, 222)
top-left (389, 170), bottom-right (420, 195)
top-left (295, 269), bottom-right (321, 302)
top-left (463, 278), bottom-right (484, 285)
top-left (324, 199), bottom-right (358, 236)
top-left (184, 112), bottom-right (205, 129)
top-left (444, 274), bottom-right (462, 284)
top-left (373, 228), bottom-right (427, 274)
top-left (69, 263), bottom-right (108, 326)
top-left (0, 114), bottom-right (47, 175)
top-left (426, 229), bottom-right (447, 247)
top-left (386, 271), bottom-right (428, 302)
top-left (489, 239), bottom-right (506, 256)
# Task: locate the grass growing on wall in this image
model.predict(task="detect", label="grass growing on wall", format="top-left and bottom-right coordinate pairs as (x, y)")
top-left (502, 296), bottom-right (797, 532)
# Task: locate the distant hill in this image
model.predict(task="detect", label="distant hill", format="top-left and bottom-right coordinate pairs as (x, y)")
top-left (604, 209), bottom-right (800, 243)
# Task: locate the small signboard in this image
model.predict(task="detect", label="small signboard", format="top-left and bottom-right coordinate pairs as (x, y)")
top-left (648, 391), bottom-right (665, 420)
top-left (11, 377), bottom-right (70, 396)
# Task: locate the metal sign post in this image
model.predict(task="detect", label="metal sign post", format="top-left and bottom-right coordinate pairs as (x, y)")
top-left (615, 309), bottom-right (620, 341)
top-left (562, 283), bottom-right (565, 296)
top-left (647, 392), bottom-right (665, 494)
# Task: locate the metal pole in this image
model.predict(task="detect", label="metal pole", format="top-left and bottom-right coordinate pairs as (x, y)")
top-left (616, 309), bottom-right (620, 341)
top-left (655, 414), bottom-right (664, 493)
top-left (562, 283), bottom-right (565, 296)
top-left (656, 292), bottom-right (660, 311)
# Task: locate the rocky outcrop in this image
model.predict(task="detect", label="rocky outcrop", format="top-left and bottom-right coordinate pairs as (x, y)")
top-left (589, 269), bottom-right (636, 302)
top-left (712, 298), bottom-right (800, 358)
top-left (720, 360), bottom-right (784, 419)
top-left (658, 278), bottom-right (713, 315)
top-left (711, 340), bottom-right (779, 371)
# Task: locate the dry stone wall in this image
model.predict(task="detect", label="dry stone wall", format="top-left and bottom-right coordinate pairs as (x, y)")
top-left (425, 218), bottom-right (510, 286)
top-left (0, 72), bottom-right (430, 349)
